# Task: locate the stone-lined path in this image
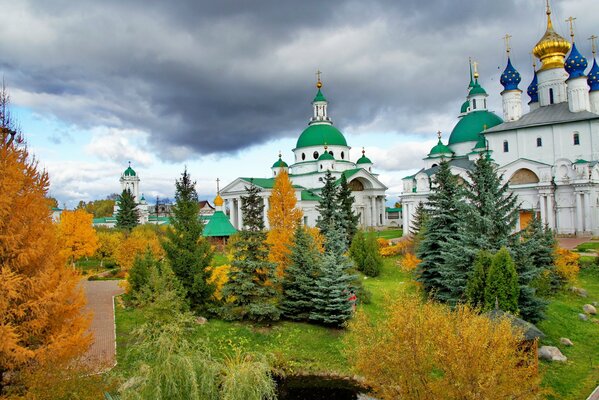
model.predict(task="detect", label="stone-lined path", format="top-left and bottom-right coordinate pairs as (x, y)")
top-left (82, 280), bottom-right (124, 371)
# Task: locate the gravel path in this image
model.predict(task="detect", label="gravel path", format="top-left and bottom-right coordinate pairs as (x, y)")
top-left (82, 280), bottom-right (124, 371)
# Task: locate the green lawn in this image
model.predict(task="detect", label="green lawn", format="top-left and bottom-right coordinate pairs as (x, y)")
top-left (576, 241), bottom-right (599, 252)
top-left (114, 256), bottom-right (599, 398)
top-left (536, 265), bottom-right (599, 400)
top-left (373, 229), bottom-right (403, 240)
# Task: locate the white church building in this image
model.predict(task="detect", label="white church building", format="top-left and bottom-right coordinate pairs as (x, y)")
top-left (402, 5), bottom-right (599, 236)
top-left (221, 79), bottom-right (388, 229)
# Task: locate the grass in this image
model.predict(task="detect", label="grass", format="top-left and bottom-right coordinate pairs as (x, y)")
top-left (576, 241), bottom-right (599, 252)
top-left (114, 255), bottom-right (599, 398)
top-left (537, 265), bottom-right (599, 400)
top-left (373, 229), bottom-right (403, 240)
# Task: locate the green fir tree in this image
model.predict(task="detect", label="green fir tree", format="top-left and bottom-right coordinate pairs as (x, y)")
top-left (221, 182), bottom-right (280, 321)
top-left (316, 170), bottom-right (338, 243)
top-left (350, 230), bottom-right (382, 277)
top-left (485, 247), bottom-right (520, 313)
top-left (309, 217), bottom-right (356, 327)
top-left (162, 168), bottom-right (214, 310)
top-left (465, 250), bottom-right (493, 308)
top-left (337, 174), bottom-right (359, 248)
top-left (115, 188), bottom-right (140, 230)
top-left (280, 225), bottom-right (322, 321)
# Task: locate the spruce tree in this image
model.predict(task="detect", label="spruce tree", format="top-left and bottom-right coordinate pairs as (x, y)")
top-left (280, 225), bottom-right (322, 321)
top-left (316, 170), bottom-right (338, 243)
top-left (464, 155), bottom-right (519, 251)
top-left (465, 250), bottom-right (493, 308)
top-left (349, 230), bottom-right (366, 271)
top-left (485, 247), bottom-right (519, 313)
top-left (221, 182), bottom-right (280, 321)
top-left (337, 174), bottom-right (359, 247)
top-left (416, 161), bottom-right (468, 303)
top-left (115, 188), bottom-right (139, 230)
top-left (409, 201), bottom-right (428, 236)
top-left (350, 230), bottom-right (382, 277)
top-left (309, 217), bottom-right (356, 327)
top-left (162, 168), bottom-right (214, 309)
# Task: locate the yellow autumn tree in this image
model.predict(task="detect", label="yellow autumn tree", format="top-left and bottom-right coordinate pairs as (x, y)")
top-left (266, 170), bottom-right (303, 277)
top-left (346, 294), bottom-right (544, 400)
top-left (95, 229), bottom-right (125, 264)
top-left (115, 224), bottom-right (165, 271)
top-left (57, 209), bottom-right (100, 266)
top-left (0, 89), bottom-right (91, 392)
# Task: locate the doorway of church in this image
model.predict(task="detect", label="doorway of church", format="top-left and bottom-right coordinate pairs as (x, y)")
top-left (519, 210), bottom-right (534, 231)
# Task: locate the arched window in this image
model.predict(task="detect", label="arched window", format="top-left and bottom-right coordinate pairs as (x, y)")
top-left (549, 88), bottom-right (554, 104)
top-left (301, 153), bottom-right (306, 161)
top-left (473, 99), bottom-right (477, 109)
top-left (484, 99), bottom-right (487, 109)
top-left (313, 151), bottom-right (319, 159)
top-left (536, 137), bottom-right (542, 147)
top-left (503, 140), bottom-right (509, 152)
top-left (573, 132), bottom-right (580, 145)
top-left (329, 151), bottom-right (334, 157)
top-left (320, 164), bottom-right (323, 170)
top-left (341, 151), bottom-right (345, 159)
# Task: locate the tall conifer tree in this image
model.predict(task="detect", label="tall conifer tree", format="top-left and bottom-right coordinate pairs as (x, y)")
top-left (221, 183), bottom-right (280, 321)
top-left (316, 170), bottom-right (338, 243)
top-left (337, 174), bottom-right (359, 248)
top-left (163, 168), bottom-right (214, 309)
top-left (115, 188), bottom-right (140, 230)
top-left (485, 247), bottom-right (520, 313)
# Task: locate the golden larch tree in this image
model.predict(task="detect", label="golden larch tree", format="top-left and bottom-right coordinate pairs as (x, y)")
top-left (0, 89), bottom-right (91, 392)
top-left (266, 170), bottom-right (303, 277)
top-left (58, 209), bottom-right (100, 266)
top-left (346, 294), bottom-right (544, 400)
top-left (115, 224), bottom-right (165, 270)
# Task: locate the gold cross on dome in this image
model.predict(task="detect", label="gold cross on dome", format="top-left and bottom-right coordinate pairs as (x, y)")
top-left (437, 130), bottom-right (442, 140)
top-left (503, 34), bottom-right (512, 55)
top-left (473, 61), bottom-right (479, 79)
top-left (566, 16), bottom-right (577, 40)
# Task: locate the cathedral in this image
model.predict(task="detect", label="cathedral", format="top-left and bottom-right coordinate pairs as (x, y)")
top-left (220, 78), bottom-right (388, 229)
top-left (401, 4), bottom-right (599, 237)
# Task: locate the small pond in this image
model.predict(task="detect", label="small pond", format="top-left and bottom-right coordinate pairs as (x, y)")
top-left (276, 375), bottom-right (373, 400)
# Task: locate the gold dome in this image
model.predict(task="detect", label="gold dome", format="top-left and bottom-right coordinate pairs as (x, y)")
top-left (214, 194), bottom-right (224, 207)
top-left (533, 9), bottom-right (571, 71)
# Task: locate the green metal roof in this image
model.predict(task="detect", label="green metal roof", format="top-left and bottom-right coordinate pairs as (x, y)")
top-left (123, 166), bottom-right (136, 176)
top-left (468, 80), bottom-right (487, 96)
top-left (428, 139), bottom-right (453, 157)
top-left (272, 158), bottom-right (288, 168)
top-left (295, 124), bottom-right (348, 149)
top-left (356, 155), bottom-right (372, 164)
top-left (448, 111), bottom-right (503, 145)
top-left (318, 151), bottom-right (334, 161)
top-left (313, 88), bottom-right (327, 102)
top-left (301, 190), bottom-right (321, 201)
top-left (460, 100), bottom-right (469, 113)
top-left (203, 211), bottom-right (237, 237)
top-left (240, 177), bottom-right (304, 190)
top-left (574, 159), bottom-right (589, 164)
top-left (386, 207), bottom-right (402, 212)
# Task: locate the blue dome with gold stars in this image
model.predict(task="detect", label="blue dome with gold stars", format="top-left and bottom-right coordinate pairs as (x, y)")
top-left (500, 57), bottom-right (521, 91)
top-left (565, 42), bottom-right (588, 79)
top-left (588, 58), bottom-right (599, 91)
top-left (527, 70), bottom-right (539, 103)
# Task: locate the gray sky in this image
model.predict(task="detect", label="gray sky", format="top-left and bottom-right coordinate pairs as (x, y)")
top-left (1, 0), bottom-right (597, 205)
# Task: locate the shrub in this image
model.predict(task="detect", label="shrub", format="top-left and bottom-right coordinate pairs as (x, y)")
top-left (380, 241), bottom-right (409, 257)
top-left (400, 253), bottom-right (421, 272)
top-left (553, 247), bottom-right (580, 287)
top-left (207, 264), bottom-right (231, 301)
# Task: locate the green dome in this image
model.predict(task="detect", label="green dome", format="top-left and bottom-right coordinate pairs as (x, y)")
top-left (356, 155), bottom-right (372, 164)
top-left (318, 151), bottom-right (335, 161)
top-left (296, 124), bottom-right (348, 149)
top-left (124, 166), bottom-right (136, 176)
top-left (469, 81), bottom-right (487, 96)
top-left (448, 111), bottom-right (502, 145)
top-left (428, 140), bottom-right (453, 157)
top-left (460, 100), bottom-right (469, 113)
top-left (313, 89), bottom-right (327, 102)
top-left (272, 158), bottom-right (288, 168)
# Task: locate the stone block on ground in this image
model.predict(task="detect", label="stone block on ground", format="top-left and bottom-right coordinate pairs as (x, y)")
top-left (538, 346), bottom-right (567, 362)
top-left (559, 338), bottom-right (574, 346)
top-left (570, 287), bottom-right (588, 297)
top-left (583, 304), bottom-right (597, 315)
top-left (579, 313), bottom-right (589, 321)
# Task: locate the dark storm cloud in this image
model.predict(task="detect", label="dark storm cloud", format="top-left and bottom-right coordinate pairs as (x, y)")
top-left (0, 0), bottom-right (596, 159)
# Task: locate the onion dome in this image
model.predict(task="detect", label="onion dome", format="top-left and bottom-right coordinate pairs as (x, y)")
top-left (532, 7), bottom-right (571, 71)
top-left (356, 148), bottom-right (373, 164)
top-left (213, 193), bottom-right (224, 207)
top-left (272, 153), bottom-right (288, 168)
top-left (565, 42), bottom-right (588, 79)
top-left (123, 163), bottom-right (136, 177)
top-left (587, 58), bottom-right (599, 91)
top-left (428, 140), bottom-right (453, 158)
top-left (296, 124), bottom-right (347, 148)
top-left (500, 57), bottom-right (521, 90)
top-left (527, 69), bottom-right (539, 103)
top-left (448, 111), bottom-right (503, 145)
top-left (318, 150), bottom-right (334, 161)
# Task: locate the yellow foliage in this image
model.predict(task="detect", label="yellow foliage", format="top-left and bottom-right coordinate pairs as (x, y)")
top-left (346, 295), bottom-right (544, 400)
top-left (0, 111), bottom-right (90, 382)
top-left (377, 238), bottom-right (390, 248)
top-left (306, 226), bottom-right (325, 253)
top-left (114, 225), bottom-right (164, 271)
top-left (95, 230), bottom-right (125, 261)
top-left (400, 253), bottom-right (421, 272)
top-left (207, 264), bottom-right (231, 301)
top-left (57, 209), bottom-right (100, 264)
top-left (379, 240), bottom-right (409, 257)
top-left (554, 247), bottom-right (580, 284)
top-left (266, 170), bottom-right (303, 277)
